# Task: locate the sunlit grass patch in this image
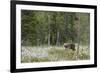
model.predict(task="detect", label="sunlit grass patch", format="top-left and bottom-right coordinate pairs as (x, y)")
top-left (31, 57), bottom-right (49, 62)
top-left (48, 47), bottom-right (76, 61)
top-left (21, 46), bottom-right (90, 63)
top-left (22, 56), bottom-right (49, 63)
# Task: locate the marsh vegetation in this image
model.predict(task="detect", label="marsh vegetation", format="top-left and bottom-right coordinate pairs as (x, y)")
top-left (21, 46), bottom-right (90, 63)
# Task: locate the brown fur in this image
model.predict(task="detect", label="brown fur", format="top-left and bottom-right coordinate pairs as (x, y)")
top-left (64, 43), bottom-right (75, 51)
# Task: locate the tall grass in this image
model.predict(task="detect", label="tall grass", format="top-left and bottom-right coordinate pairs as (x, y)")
top-left (21, 46), bottom-right (90, 63)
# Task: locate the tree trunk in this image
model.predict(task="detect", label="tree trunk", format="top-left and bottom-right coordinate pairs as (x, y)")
top-left (48, 31), bottom-right (50, 47)
top-left (76, 13), bottom-right (80, 60)
top-left (48, 15), bottom-right (51, 47)
top-left (56, 31), bottom-right (60, 46)
top-left (64, 13), bottom-right (69, 43)
top-left (37, 38), bottom-right (40, 46)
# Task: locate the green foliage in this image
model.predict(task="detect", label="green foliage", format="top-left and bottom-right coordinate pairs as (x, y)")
top-left (21, 10), bottom-right (90, 46)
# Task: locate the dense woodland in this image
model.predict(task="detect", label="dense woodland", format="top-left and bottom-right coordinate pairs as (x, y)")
top-left (21, 10), bottom-right (90, 47)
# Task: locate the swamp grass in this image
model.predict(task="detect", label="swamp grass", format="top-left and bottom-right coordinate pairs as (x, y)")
top-left (21, 46), bottom-right (90, 63)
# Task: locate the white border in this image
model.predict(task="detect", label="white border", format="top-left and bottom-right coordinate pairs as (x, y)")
top-left (16, 4), bottom-right (94, 69)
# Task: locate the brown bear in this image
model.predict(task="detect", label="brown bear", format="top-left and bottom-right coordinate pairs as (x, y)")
top-left (64, 43), bottom-right (75, 51)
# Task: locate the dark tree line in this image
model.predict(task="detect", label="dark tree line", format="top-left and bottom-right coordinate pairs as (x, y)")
top-left (21, 10), bottom-right (90, 47)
